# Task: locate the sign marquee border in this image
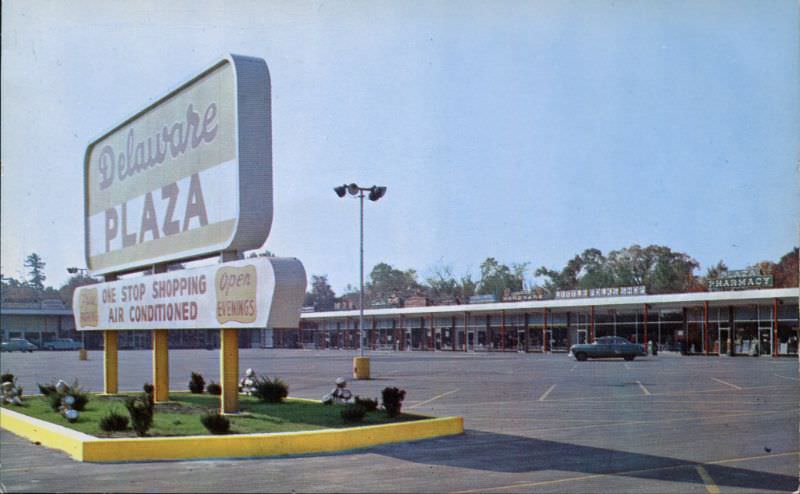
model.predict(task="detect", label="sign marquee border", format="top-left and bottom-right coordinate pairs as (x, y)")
top-left (83, 54), bottom-right (272, 276)
top-left (73, 257), bottom-right (307, 331)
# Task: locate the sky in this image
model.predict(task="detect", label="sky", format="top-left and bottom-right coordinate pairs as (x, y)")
top-left (2, 0), bottom-right (798, 294)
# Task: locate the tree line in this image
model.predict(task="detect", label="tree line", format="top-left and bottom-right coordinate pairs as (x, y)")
top-left (2, 245), bottom-right (797, 310)
top-left (304, 245), bottom-right (798, 311)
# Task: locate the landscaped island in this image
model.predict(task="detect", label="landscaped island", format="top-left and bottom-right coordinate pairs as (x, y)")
top-left (2, 393), bottom-right (422, 437)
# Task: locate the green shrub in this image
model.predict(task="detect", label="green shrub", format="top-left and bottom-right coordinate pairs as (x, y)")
top-left (99, 409), bottom-right (129, 432)
top-left (206, 382), bottom-right (222, 395)
top-left (47, 391), bottom-right (63, 411)
top-left (252, 376), bottom-right (288, 403)
top-left (68, 381), bottom-right (90, 411)
top-left (44, 380), bottom-right (89, 411)
top-left (38, 383), bottom-right (56, 396)
top-left (1, 373), bottom-right (14, 384)
top-left (341, 403), bottom-right (367, 423)
top-left (125, 394), bottom-right (154, 436)
top-left (143, 382), bottom-right (154, 399)
top-left (188, 372), bottom-right (205, 394)
top-left (200, 412), bottom-right (230, 434)
top-left (354, 396), bottom-right (378, 412)
top-left (381, 387), bottom-right (406, 418)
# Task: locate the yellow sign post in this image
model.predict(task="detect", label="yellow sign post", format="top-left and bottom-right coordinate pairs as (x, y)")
top-left (152, 330), bottom-right (169, 402)
top-left (220, 328), bottom-right (239, 413)
top-left (103, 331), bottom-right (118, 394)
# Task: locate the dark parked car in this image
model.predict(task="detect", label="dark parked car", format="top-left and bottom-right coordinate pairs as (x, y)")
top-left (570, 336), bottom-right (646, 361)
top-left (42, 338), bottom-right (82, 351)
top-left (1, 338), bottom-right (38, 352)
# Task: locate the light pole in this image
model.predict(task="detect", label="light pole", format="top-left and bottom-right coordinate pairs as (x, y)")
top-left (334, 183), bottom-right (387, 379)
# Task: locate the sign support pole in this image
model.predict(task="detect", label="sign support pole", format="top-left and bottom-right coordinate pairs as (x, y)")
top-left (153, 330), bottom-right (169, 402)
top-left (103, 331), bottom-right (118, 394)
top-left (220, 328), bottom-right (239, 414)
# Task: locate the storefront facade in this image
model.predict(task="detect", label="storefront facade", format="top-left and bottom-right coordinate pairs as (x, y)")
top-left (297, 288), bottom-right (799, 357)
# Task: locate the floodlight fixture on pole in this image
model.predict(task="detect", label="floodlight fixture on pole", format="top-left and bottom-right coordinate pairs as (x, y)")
top-left (67, 267), bottom-right (89, 276)
top-left (334, 183), bottom-right (387, 379)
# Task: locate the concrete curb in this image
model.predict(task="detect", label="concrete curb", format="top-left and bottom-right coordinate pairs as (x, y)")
top-left (1, 403), bottom-right (464, 463)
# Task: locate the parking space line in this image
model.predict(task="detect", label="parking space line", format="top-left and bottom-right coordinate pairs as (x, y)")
top-left (773, 373), bottom-right (800, 382)
top-left (695, 466), bottom-right (720, 494)
top-left (711, 377), bottom-right (742, 390)
top-left (538, 384), bottom-right (556, 401)
top-left (570, 364), bottom-right (578, 372)
top-left (407, 388), bottom-right (460, 409)
top-left (450, 451), bottom-right (799, 494)
top-left (636, 380), bottom-right (651, 395)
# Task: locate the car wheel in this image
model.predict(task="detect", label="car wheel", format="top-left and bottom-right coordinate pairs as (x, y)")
top-left (624, 355), bottom-right (635, 361)
top-left (575, 352), bottom-right (588, 362)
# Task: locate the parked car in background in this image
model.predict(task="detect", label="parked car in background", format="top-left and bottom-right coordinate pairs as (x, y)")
top-left (570, 336), bottom-right (646, 361)
top-left (42, 338), bottom-right (82, 351)
top-left (1, 338), bottom-right (38, 352)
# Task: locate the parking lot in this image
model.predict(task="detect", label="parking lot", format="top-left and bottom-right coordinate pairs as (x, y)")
top-left (1, 349), bottom-right (798, 493)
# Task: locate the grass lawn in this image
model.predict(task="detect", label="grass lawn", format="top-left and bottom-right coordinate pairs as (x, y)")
top-left (1, 393), bottom-right (421, 437)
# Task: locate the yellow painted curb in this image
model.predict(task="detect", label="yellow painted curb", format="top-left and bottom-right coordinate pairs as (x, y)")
top-left (1, 406), bottom-right (463, 463)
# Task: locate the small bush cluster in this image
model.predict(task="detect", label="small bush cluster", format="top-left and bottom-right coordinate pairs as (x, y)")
top-left (1, 373), bottom-right (15, 384)
top-left (206, 382), bottom-right (222, 395)
top-left (340, 403), bottom-right (367, 422)
top-left (354, 396), bottom-right (379, 412)
top-left (39, 379), bottom-right (89, 412)
top-left (200, 412), bottom-right (230, 434)
top-left (125, 393), bottom-right (154, 436)
top-left (381, 387), bottom-right (406, 418)
top-left (143, 383), bottom-right (154, 400)
top-left (99, 409), bottom-right (129, 432)
top-left (188, 372), bottom-right (205, 394)
top-left (252, 376), bottom-right (288, 403)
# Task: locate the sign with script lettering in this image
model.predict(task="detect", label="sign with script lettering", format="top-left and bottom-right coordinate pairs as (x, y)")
top-left (84, 55), bottom-right (272, 275)
top-left (73, 257), bottom-right (306, 331)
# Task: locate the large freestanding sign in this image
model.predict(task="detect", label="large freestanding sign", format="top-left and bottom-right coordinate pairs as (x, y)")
top-left (84, 54), bottom-right (272, 275)
top-left (76, 55), bottom-right (306, 413)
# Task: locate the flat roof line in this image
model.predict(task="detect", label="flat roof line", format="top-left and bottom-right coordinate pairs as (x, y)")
top-left (300, 287), bottom-right (799, 320)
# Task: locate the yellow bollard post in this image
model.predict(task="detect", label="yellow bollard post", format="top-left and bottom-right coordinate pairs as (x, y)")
top-left (152, 330), bottom-right (169, 402)
top-left (103, 331), bottom-right (118, 395)
top-left (220, 328), bottom-right (239, 414)
top-left (353, 356), bottom-right (370, 380)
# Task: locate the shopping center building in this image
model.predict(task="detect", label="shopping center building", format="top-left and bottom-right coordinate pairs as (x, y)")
top-left (294, 287), bottom-right (799, 357)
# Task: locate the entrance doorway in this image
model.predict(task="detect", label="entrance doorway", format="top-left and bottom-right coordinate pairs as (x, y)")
top-left (718, 327), bottom-right (730, 355)
top-left (517, 330), bottom-right (526, 352)
top-left (758, 327), bottom-right (772, 355)
top-left (577, 329), bottom-right (588, 345)
top-left (544, 330), bottom-right (552, 352)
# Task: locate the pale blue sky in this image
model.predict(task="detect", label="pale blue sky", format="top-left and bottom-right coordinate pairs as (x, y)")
top-left (2, 0), bottom-right (798, 293)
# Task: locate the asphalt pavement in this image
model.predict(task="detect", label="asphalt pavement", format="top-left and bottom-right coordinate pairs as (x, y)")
top-left (1, 349), bottom-right (798, 493)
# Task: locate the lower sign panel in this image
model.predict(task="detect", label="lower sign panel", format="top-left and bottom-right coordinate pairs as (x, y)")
top-left (73, 257), bottom-right (306, 331)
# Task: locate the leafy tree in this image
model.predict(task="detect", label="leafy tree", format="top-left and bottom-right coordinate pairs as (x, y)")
top-left (304, 275), bottom-right (337, 311)
top-left (535, 255), bottom-right (582, 291)
top-left (576, 248), bottom-right (615, 289)
top-left (537, 245), bottom-right (699, 294)
top-left (366, 262), bottom-right (423, 303)
top-left (773, 248), bottom-right (799, 288)
top-left (59, 274), bottom-right (99, 306)
top-left (705, 260), bottom-right (728, 280)
top-left (24, 253), bottom-right (46, 290)
top-left (476, 257), bottom-right (525, 300)
top-left (424, 264), bottom-right (477, 302)
top-left (606, 245), bottom-right (699, 293)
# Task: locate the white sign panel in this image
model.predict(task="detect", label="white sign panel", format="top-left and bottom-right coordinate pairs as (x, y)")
top-left (73, 257), bottom-right (306, 331)
top-left (84, 54), bottom-right (272, 275)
